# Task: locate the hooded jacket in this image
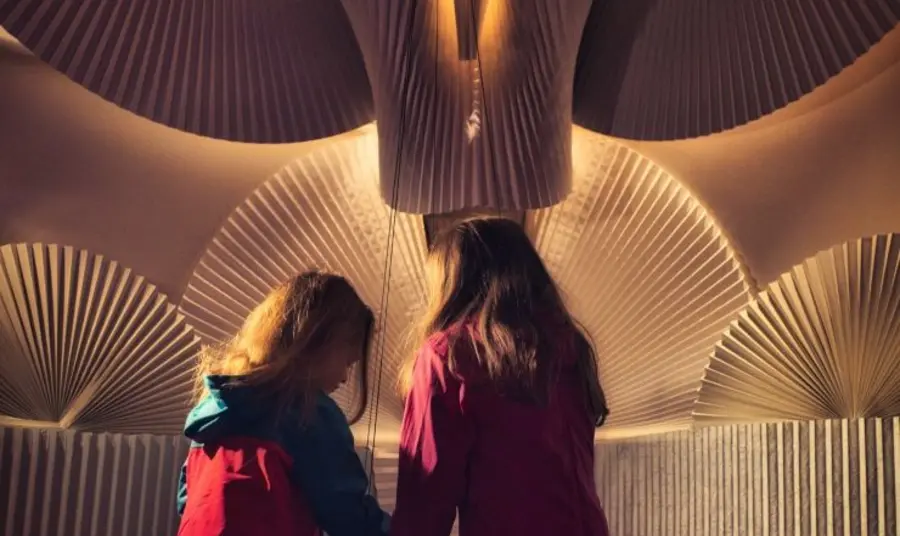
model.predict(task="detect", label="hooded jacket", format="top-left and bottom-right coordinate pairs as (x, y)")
top-left (391, 319), bottom-right (610, 536)
top-left (176, 375), bottom-right (390, 536)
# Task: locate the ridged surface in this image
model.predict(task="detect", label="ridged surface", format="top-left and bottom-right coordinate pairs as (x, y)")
top-left (0, 427), bottom-right (380, 536)
top-left (0, 427), bottom-right (188, 536)
top-left (529, 130), bottom-right (753, 434)
top-left (179, 132), bottom-right (428, 433)
top-left (695, 234), bottom-right (900, 424)
top-left (0, 244), bottom-right (199, 434)
top-left (574, 0), bottom-right (900, 140)
top-left (340, 0), bottom-right (591, 213)
top-left (0, 0), bottom-right (373, 142)
top-left (595, 418), bottom-right (900, 536)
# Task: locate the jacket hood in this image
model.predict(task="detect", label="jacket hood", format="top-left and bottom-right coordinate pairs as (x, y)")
top-left (184, 375), bottom-right (285, 443)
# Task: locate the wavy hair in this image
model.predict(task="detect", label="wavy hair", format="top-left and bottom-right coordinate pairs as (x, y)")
top-left (194, 271), bottom-right (374, 423)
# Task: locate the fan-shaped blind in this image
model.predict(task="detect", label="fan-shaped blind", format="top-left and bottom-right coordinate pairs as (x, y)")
top-left (529, 130), bottom-right (753, 434)
top-left (695, 234), bottom-right (900, 424)
top-left (0, 243), bottom-right (199, 435)
top-left (0, 0), bottom-right (373, 142)
top-left (574, 0), bottom-right (900, 139)
top-left (179, 132), bottom-right (427, 432)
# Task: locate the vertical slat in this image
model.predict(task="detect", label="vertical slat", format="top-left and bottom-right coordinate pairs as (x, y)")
top-left (3, 418), bottom-right (896, 535)
top-left (593, 417), bottom-right (899, 535)
top-left (0, 427), bottom-right (186, 536)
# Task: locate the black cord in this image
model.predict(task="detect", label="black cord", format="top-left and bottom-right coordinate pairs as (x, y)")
top-left (364, 0), bottom-right (421, 487)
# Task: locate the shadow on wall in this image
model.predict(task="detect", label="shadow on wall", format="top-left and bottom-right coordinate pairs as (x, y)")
top-left (573, 0), bottom-right (659, 134)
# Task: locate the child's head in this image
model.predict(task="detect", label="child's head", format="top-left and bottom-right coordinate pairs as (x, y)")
top-left (196, 271), bottom-right (374, 423)
top-left (422, 217), bottom-right (558, 329)
top-left (403, 217), bottom-right (608, 425)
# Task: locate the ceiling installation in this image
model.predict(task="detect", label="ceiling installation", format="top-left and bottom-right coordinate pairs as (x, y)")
top-left (0, 244), bottom-right (199, 434)
top-left (0, 1), bottom-right (899, 443)
top-left (695, 233), bottom-right (900, 423)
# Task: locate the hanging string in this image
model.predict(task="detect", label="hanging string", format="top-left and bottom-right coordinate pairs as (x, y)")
top-left (363, 0), bottom-right (421, 491)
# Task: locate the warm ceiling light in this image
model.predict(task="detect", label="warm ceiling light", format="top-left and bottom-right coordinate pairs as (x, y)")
top-left (453, 0), bottom-right (487, 61)
top-left (340, 0), bottom-right (592, 213)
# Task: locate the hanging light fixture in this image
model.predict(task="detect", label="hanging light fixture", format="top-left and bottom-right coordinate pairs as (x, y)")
top-left (339, 0), bottom-right (593, 214)
top-left (454, 0), bottom-right (486, 142)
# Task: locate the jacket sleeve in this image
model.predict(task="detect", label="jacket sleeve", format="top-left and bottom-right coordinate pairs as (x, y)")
top-left (285, 396), bottom-right (391, 536)
top-left (391, 343), bottom-right (476, 536)
top-left (176, 460), bottom-right (188, 516)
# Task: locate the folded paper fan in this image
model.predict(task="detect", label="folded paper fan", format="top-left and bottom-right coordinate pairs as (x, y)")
top-left (529, 129), bottom-right (753, 435)
top-left (694, 234), bottom-right (900, 424)
top-left (0, 0), bottom-right (373, 142)
top-left (339, 0), bottom-right (592, 213)
top-left (0, 244), bottom-right (199, 434)
top-left (179, 131), bottom-right (428, 432)
top-left (574, 0), bottom-right (900, 140)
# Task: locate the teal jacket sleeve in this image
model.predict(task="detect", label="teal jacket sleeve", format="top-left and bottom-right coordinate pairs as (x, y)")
top-left (283, 394), bottom-right (391, 536)
top-left (176, 461), bottom-right (188, 516)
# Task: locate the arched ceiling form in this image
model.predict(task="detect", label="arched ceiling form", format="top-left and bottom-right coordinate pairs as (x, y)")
top-left (528, 129), bottom-right (754, 437)
top-left (339, 0), bottom-right (592, 213)
top-left (0, 0), bottom-right (373, 142)
top-left (179, 132), bottom-right (428, 433)
top-left (0, 29), bottom-right (373, 301)
top-left (629, 27), bottom-right (900, 286)
top-left (694, 234), bottom-right (900, 424)
top-left (0, 243), bottom-right (200, 434)
top-left (573, 0), bottom-right (900, 140)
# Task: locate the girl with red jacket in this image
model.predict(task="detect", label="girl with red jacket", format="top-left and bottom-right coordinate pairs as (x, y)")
top-left (176, 272), bottom-right (390, 536)
top-left (391, 217), bottom-right (610, 536)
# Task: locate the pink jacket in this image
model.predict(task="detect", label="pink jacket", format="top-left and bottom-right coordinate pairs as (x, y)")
top-left (391, 320), bottom-right (609, 536)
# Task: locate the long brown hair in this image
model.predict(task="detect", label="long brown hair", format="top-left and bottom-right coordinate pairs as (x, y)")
top-left (194, 271), bottom-right (374, 424)
top-left (401, 217), bottom-right (609, 426)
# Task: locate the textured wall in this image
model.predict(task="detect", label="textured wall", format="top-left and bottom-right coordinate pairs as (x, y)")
top-left (0, 426), bottom-right (382, 536)
top-left (3, 420), bottom-right (898, 536)
top-left (595, 418), bottom-right (900, 536)
top-left (0, 427), bottom-right (187, 536)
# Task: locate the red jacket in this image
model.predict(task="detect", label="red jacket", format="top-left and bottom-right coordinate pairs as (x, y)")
top-left (176, 376), bottom-right (390, 536)
top-left (391, 321), bottom-right (609, 536)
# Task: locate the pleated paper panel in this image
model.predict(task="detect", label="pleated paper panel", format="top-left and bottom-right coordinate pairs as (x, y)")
top-left (595, 418), bottom-right (900, 536)
top-left (529, 129), bottom-right (753, 434)
top-left (574, 0), bottom-right (900, 140)
top-left (339, 0), bottom-right (591, 213)
top-left (0, 244), bottom-right (199, 434)
top-left (179, 131), bottom-right (428, 433)
top-left (0, 427), bottom-right (189, 536)
top-left (694, 234), bottom-right (900, 424)
top-left (0, 0), bottom-right (373, 142)
top-left (0, 429), bottom-right (386, 536)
